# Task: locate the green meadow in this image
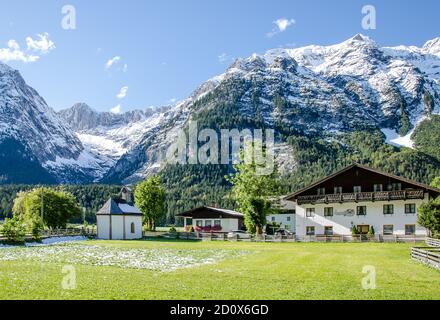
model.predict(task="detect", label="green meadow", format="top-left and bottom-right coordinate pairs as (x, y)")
top-left (0, 240), bottom-right (438, 300)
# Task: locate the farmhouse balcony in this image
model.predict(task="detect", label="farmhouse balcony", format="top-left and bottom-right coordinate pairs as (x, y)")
top-left (296, 190), bottom-right (425, 205)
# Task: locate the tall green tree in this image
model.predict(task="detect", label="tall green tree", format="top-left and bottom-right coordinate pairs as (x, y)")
top-left (227, 144), bottom-right (281, 235)
top-left (398, 102), bottom-right (412, 136)
top-left (12, 187), bottom-right (81, 230)
top-left (418, 197), bottom-right (440, 238)
top-left (135, 176), bottom-right (166, 231)
top-left (431, 177), bottom-right (440, 189)
top-left (418, 176), bottom-right (440, 237)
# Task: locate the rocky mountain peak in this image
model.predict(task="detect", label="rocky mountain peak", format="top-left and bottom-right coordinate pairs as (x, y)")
top-left (0, 61), bottom-right (14, 74)
top-left (423, 37), bottom-right (440, 56)
top-left (1, 35), bottom-right (440, 185)
top-left (350, 33), bottom-right (372, 43)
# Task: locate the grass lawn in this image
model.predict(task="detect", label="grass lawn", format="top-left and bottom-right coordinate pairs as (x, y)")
top-left (0, 240), bottom-right (438, 300)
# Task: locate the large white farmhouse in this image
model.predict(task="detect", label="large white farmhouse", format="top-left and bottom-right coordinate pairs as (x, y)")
top-left (266, 199), bottom-right (296, 233)
top-left (286, 163), bottom-right (440, 238)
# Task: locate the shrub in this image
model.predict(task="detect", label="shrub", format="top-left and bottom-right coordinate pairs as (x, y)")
top-left (169, 227), bottom-right (177, 233)
top-left (351, 226), bottom-right (358, 236)
top-left (30, 219), bottom-right (43, 242)
top-left (418, 198), bottom-right (440, 237)
top-left (2, 217), bottom-right (26, 244)
top-left (368, 226), bottom-right (375, 236)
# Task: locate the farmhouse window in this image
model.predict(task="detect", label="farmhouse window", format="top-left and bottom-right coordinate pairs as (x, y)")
top-left (405, 204), bottom-right (416, 214)
top-left (306, 226), bottom-right (315, 236)
top-left (317, 188), bottom-right (326, 195)
top-left (334, 186), bottom-right (343, 194)
top-left (383, 225), bottom-right (394, 235)
top-left (287, 216), bottom-right (291, 222)
top-left (205, 220), bottom-right (212, 227)
top-left (353, 186), bottom-right (362, 193)
top-left (405, 225), bottom-right (416, 236)
top-left (356, 206), bottom-right (367, 216)
top-left (271, 217), bottom-right (276, 222)
top-left (324, 226), bottom-right (333, 236)
top-left (131, 223), bottom-right (135, 234)
top-left (388, 183), bottom-right (402, 191)
top-left (214, 220), bottom-right (221, 227)
top-left (324, 207), bottom-right (333, 217)
top-left (306, 208), bottom-right (315, 217)
top-left (196, 220), bottom-right (203, 227)
top-left (383, 205), bottom-right (394, 215)
top-left (373, 184), bottom-right (383, 192)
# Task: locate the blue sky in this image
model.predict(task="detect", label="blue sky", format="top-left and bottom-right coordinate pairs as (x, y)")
top-left (0, 0), bottom-right (439, 113)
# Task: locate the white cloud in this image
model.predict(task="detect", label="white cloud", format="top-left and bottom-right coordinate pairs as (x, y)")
top-left (267, 18), bottom-right (296, 38)
top-left (110, 104), bottom-right (122, 114)
top-left (168, 98), bottom-right (177, 104)
top-left (7, 40), bottom-right (20, 50)
top-left (218, 53), bottom-right (234, 63)
top-left (26, 33), bottom-right (55, 54)
top-left (0, 33), bottom-right (55, 63)
top-left (122, 63), bottom-right (128, 72)
top-left (0, 39), bottom-right (39, 63)
top-left (105, 56), bottom-right (121, 69)
top-left (116, 86), bottom-right (128, 99)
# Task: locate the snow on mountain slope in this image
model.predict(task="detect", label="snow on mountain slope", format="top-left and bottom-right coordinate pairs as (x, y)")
top-left (0, 62), bottom-right (111, 183)
top-left (101, 34), bottom-right (440, 184)
top-left (3, 34), bottom-right (439, 185)
top-left (59, 104), bottom-right (170, 170)
top-left (270, 34), bottom-right (440, 121)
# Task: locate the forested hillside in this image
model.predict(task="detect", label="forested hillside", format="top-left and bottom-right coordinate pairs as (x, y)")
top-left (1, 129), bottom-right (439, 226)
top-left (0, 185), bottom-right (121, 222)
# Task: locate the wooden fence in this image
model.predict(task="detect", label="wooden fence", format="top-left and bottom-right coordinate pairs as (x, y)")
top-left (410, 238), bottom-right (440, 270)
top-left (0, 227), bottom-right (97, 241)
top-left (411, 247), bottom-right (440, 270)
top-left (426, 237), bottom-right (440, 248)
top-left (144, 232), bottom-right (427, 244)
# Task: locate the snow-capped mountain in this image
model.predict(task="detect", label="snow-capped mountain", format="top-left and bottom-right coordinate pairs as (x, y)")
top-left (98, 34), bottom-right (439, 184)
top-left (1, 34), bottom-right (439, 185)
top-left (58, 103), bottom-right (171, 171)
top-left (0, 62), bottom-right (112, 183)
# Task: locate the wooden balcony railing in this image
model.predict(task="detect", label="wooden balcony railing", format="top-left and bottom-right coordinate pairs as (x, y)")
top-left (296, 190), bottom-right (425, 205)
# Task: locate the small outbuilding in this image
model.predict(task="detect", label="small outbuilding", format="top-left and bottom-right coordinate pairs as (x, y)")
top-left (176, 206), bottom-right (244, 233)
top-left (96, 198), bottom-right (143, 240)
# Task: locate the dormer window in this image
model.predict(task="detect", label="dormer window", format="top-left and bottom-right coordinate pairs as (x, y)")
top-left (373, 184), bottom-right (383, 192)
top-left (387, 183), bottom-right (402, 191)
top-left (317, 188), bottom-right (326, 196)
top-left (334, 186), bottom-right (343, 194)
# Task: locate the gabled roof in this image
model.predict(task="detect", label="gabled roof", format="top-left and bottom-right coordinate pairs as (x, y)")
top-left (118, 203), bottom-right (142, 215)
top-left (121, 186), bottom-right (133, 192)
top-left (176, 206), bottom-right (244, 219)
top-left (285, 163), bottom-right (440, 201)
top-left (97, 199), bottom-right (123, 215)
top-left (97, 198), bottom-right (142, 216)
